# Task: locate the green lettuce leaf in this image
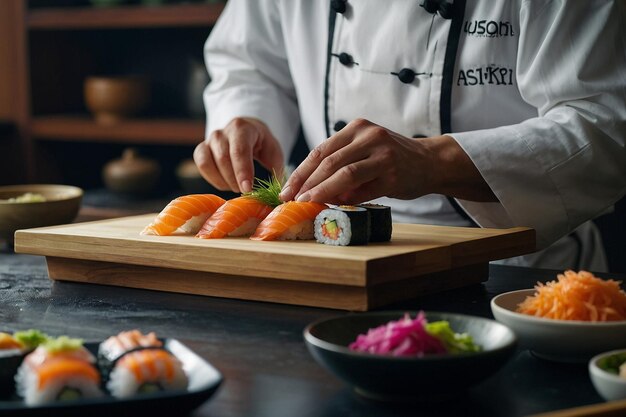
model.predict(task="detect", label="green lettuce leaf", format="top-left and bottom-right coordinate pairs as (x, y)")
top-left (425, 321), bottom-right (481, 354)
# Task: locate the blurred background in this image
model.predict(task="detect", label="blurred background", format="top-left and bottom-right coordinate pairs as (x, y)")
top-left (0, 0), bottom-right (622, 271)
top-left (0, 0), bottom-right (236, 222)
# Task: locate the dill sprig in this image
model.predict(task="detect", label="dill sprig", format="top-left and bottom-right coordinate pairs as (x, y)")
top-left (243, 174), bottom-right (283, 207)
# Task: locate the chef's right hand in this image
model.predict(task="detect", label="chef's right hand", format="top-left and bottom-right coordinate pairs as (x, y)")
top-left (193, 117), bottom-right (284, 194)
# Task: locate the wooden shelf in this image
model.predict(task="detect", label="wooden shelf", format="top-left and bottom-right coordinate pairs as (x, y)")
top-left (27, 3), bottom-right (225, 30)
top-left (11, 0), bottom-right (224, 185)
top-left (31, 115), bottom-right (204, 145)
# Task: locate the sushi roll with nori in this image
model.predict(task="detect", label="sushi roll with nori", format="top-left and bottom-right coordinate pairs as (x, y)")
top-left (98, 330), bottom-right (162, 362)
top-left (15, 336), bottom-right (103, 405)
top-left (107, 348), bottom-right (188, 398)
top-left (98, 330), bottom-right (163, 381)
top-left (314, 206), bottom-right (370, 246)
top-left (358, 203), bottom-right (393, 242)
top-left (99, 330), bottom-right (188, 398)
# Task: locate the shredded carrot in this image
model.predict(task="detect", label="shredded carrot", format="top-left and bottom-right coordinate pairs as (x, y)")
top-left (516, 270), bottom-right (626, 322)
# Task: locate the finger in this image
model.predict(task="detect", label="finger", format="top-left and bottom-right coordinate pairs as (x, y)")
top-left (193, 140), bottom-right (230, 191)
top-left (297, 157), bottom-right (380, 203)
top-left (281, 128), bottom-right (355, 201)
top-left (295, 140), bottom-right (369, 201)
top-left (229, 130), bottom-right (255, 193)
top-left (328, 178), bottom-right (386, 205)
top-left (210, 131), bottom-right (241, 193)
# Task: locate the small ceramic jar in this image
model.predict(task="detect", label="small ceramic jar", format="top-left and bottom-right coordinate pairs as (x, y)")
top-left (103, 148), bottom-right (161, 195)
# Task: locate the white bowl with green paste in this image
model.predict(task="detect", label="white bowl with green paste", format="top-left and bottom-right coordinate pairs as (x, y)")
top-left (589, 349), bottom-right (626, 401)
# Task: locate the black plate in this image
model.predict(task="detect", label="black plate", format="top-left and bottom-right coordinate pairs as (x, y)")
top-left (0, 339), bottom-right (223, 417)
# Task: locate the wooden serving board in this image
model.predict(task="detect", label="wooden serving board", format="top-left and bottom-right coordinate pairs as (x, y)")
top-left (14, 214), bottom-right (535, 311)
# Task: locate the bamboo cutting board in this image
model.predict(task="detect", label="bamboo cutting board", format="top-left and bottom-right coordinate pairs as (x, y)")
top-left (14, 214), bottom-right (535, 310)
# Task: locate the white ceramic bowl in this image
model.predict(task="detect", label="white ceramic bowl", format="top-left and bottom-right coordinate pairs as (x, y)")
top-left (589, 349), bottom-right (626, 401)
top-left (491, 289), bottom-right (626, 363)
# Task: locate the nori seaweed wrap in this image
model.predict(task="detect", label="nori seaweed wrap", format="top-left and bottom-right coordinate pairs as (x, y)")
top-left (358, 203), bottom-right (392, 242)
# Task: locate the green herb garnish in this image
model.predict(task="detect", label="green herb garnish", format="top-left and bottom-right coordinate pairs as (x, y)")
top-left (43, 336), bottom-right (84, 353)
top-left (13, 329), bottom-right (50, 350)
top-left (243, 174), bottom-right (283, 207)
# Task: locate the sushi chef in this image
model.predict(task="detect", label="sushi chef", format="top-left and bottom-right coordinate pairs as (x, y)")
top-left (194, 0), bottom-right (626, 271)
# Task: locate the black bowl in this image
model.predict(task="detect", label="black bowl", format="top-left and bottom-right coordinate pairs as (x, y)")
top-left (304, 311), bottom-right (517, 401)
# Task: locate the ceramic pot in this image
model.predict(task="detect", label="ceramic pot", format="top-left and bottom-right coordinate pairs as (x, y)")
top-left (103, 148), bottom-right (160, 195)
top-left (84, 76), bottom-right (150, 125)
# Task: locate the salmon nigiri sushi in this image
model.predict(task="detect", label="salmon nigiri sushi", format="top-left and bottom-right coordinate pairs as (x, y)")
top-left (141, 194), bottom-right (225, 236)
top-left (196, 176), bottom-right (283, 239)
top-left (196, 196), bottom-right (274, 238)
top-left (250, 201), bottom-right (327, 241)
top-left (16, 336), bottom-right (103, 405)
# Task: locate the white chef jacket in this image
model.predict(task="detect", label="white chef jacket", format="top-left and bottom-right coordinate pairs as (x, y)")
top-left (203, 0), bottom-right (626, 271)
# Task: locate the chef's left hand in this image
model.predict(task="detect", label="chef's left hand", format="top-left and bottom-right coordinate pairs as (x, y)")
top-left (279, 118), bottom-right (497, 204)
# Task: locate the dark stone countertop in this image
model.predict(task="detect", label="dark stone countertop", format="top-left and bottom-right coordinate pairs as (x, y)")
top-left (0, 253), bottom-right (621, 417)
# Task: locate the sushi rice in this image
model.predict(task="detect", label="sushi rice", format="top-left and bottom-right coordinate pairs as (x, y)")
top-left (16, 366), bottom-right (103, 405)
top-left (314, 206), bottom-right (370, 246)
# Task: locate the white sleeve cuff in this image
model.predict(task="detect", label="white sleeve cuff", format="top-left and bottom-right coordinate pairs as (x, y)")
top-left (449, 124), bottom-right (569, 250)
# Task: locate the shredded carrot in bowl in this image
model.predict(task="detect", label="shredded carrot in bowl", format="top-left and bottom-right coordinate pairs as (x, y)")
top-left (516, 270), bottom-right (626, 322)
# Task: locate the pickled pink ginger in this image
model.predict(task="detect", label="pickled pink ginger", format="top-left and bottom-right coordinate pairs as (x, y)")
top-left (348, 312), bottom-right (480, 357)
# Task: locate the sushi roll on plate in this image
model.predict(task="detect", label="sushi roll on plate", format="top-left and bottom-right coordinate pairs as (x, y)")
top-left (0, 329), bottom-right (50, 399)
top-left (314, 206), bottom-right (370, 246)
top-left (99, 330), bottom-right (188, 398)
top-left (98, 329), bottom-right (163, 381)
top-left (107, 348), bottom-right (188, 398)
top-left (15, 336), bottom-right (104, 405)
top-left (98, 329), bottom-right (162, 363)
